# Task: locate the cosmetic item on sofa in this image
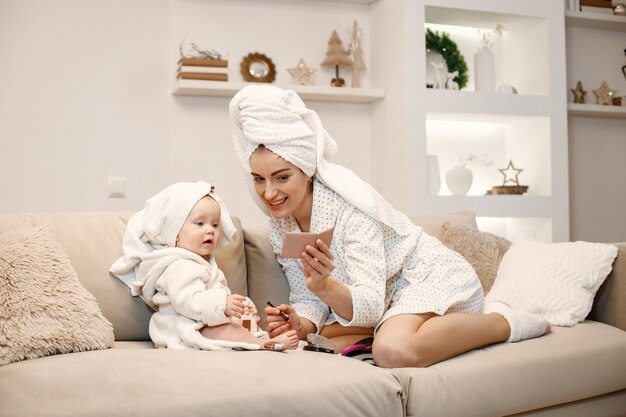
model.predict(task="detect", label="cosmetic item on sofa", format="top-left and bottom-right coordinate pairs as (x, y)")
top-left (303, 333), bottom-right (335, 354)
top-left (240, 313), bottom-right (258, 334)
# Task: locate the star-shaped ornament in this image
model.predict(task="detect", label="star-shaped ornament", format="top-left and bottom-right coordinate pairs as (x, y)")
top-left (287, 59), bottom-right (316, 85)
top-left (593, 81), bottom-right (617, 106)
top-left (499, 160), bottom-right (524, 186)
top-left (571, 81), bottom-right (587, 104)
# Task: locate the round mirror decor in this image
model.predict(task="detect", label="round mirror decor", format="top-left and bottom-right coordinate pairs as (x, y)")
top-left (240, 52), bottom-right (277, 83)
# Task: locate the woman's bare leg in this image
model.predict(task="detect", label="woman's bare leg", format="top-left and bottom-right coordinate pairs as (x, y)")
top-left (320, 323), bottom-right (374, 352)
top-left (373, 312), bottom-right (510, 368)
top-left (200, 323), bottom-right (299, 350)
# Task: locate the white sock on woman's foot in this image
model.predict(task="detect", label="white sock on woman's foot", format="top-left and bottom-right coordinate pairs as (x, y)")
top-left (484, 301), bottom-right (551, 343)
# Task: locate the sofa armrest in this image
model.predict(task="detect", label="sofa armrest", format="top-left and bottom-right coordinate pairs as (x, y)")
top-left (589, 242), bottom-right (626, 331)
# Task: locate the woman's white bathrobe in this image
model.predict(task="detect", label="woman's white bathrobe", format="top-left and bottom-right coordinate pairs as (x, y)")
top-left (137, 247), bottom-right (263, 351)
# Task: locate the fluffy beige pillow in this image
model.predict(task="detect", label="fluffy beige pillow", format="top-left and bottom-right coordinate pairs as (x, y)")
top-left (441, 222), bottom-right (511, 294)
top-left (0, 226), bottom-right (114, 365)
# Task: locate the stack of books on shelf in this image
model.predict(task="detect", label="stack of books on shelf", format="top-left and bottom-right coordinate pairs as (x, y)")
top-left (177, 58), bottom-right (228, 82)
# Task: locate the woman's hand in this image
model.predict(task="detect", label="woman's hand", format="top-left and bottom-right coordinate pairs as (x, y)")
top-left (264, 303), bottom-right (315, 339)
top-left (301, 239), bottom-right (335, 294)
top-left (225, 294), bottom-right (246, 318)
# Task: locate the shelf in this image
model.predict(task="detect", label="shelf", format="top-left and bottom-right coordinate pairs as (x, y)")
top-left (171, 80), bottom-right (385, 103)
top-left (565, 10), bottom-right (626, 31)
top-left (424, 89), bottom-right (552, 117)
top-left (568, 103), bottom-right (626, 118)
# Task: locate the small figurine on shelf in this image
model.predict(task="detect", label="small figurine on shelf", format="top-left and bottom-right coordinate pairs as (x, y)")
top-left (321, 30), bottom-right (352, 87)
top-left (287, 59), bottom-right (316, 85)
top-left (347, 20), bottom-right (366, 88)
top-left (571, 81), bottom-right (587, 104)
top-left (446, 71), bottom-right (459, 90)
top-left (486, 160), bottom-right (529, 195)
top-left (593, 81), bottom-right (617, 105)
top-left (431, 62), bottom-right (446, 89)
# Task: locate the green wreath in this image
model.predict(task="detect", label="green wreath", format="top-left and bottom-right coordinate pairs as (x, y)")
top-left (425, 28), bottom-right (468, 90)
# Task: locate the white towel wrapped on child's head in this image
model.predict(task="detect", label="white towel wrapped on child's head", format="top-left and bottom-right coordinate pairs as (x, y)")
top-left (110, 181), bottom-right (236, 293)
top-left (229, 84), bottom-right (414, 236)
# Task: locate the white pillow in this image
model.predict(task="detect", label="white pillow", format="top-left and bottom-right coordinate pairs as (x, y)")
top-left (484, 241), bottom-right (618, 326)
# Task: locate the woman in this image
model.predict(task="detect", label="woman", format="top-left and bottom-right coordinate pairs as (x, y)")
top-left (230, 85), bottom-right (550, 368)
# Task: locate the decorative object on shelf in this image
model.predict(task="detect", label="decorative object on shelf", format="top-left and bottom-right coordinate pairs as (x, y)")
top-left (580, 0), bottom-right (612, 7)
top-left (445, 165), bottom-right (473, 196)
top-left (177, 57), bottom-right (228, 82)
top-left (613, 97), bottom-right (623, 106)
top-left (613, 2), bottom-right (626, 15)
top-left (347, 20), bottom-right (366, 88)
top-left (566, 0), bottom-right (581, 11)
top-left (475, 25), bottom-right (503, 93)
top-left (571, 81), bottom-right (587, 103)
top-left (499, 160), bottom-right (524, 185)
top-left (486, 160), bottom-right (528, 195)
top-left (431, 62), bottom-right (446, 89)
top-left (240, 52), bottom-right (276, 83)
top-left (426, 155), bottom-right (441, 195)
top-left (593, 81), bottom-right (617, 105)
top-left (179, 39), bottom-right (226, 61)
top-left (446, 71), bottom-right (459, 90)
top-left (497, 84), bottom-right (518, 94)
top-left (177, 40), bottom-right (228, 81)
top-left (425, 29), bottom-right (468, 89)
top-left (321, 30), bottom-right (352, 87)
top-left (287, 59), bottom-right (316, 85)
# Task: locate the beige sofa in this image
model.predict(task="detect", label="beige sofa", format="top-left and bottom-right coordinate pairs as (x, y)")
top-left (0, 212), bottom-right (625, 417)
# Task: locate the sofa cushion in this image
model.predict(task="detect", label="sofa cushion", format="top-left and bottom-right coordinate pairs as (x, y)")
top-left (391, 321), bottom-right (626, 417)
top-left (0, 349), bottom-right (404, 417)
top-left (441, 221), bottom-right (511, 294)
top-left (0, 226), bottom-right (114, 365)
top-left (589, 242), bottom-right (626, 331)
top-left (485, 241), bottom-right (618, 326)
top-left (409, 211), bottom-right (477, 242)
top-left (244, 225), bottom-right (290, 325)
top-left (0, 213), bottom-right (248, 342)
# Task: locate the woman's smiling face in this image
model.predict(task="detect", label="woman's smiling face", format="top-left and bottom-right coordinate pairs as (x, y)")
top-left (249, 146), bottom-right (313, 227)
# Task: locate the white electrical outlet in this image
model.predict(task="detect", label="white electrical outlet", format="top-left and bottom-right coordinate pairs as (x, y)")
top-left (108, 177), bottom-right (126, 198)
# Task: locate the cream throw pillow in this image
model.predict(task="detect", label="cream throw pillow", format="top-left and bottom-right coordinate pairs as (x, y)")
top-left (441, 222), bottom-right (511, 294)
top-left (0, 226), bottom-right (114, 365)
top-left (484, 241), bottom-right (618, 326)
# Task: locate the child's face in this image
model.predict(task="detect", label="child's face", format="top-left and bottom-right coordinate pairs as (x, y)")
top-left (176, 196), bottom-right (221, 257)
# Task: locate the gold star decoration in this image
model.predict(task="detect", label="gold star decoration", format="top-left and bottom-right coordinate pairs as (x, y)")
top-left (593, 81), bottom-right (617, 106)
top-left (571, 80), bottom-right (587, 104)
top-left (499, 160), bottom-right (524, 186)
top-left (287, 59), bottom-right (316, 85)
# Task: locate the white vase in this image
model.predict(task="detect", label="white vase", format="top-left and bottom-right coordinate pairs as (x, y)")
top-left (446, 165), bottom-right (473, 195)
top-left (474, 49), bottom-right (495, 92)
top-left (426, 155), bottom-right (441, 195)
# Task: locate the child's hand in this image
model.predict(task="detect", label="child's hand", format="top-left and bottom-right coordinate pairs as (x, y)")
top-left (225, 294), bottom-right (246, 318)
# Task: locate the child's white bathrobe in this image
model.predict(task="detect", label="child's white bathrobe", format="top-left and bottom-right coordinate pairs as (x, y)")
top-left (110, 181), bottom-right (263, 351)
top-left (137, 247), bottom-right (263, 351)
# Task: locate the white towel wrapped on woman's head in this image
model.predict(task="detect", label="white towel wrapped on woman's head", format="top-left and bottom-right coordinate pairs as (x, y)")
top-left (110, 181), bottom-right (237, 293)
top-left (229, 84), bottom-right (413, 236)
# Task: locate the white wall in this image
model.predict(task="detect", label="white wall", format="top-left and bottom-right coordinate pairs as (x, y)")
top-left (566, 26), bottom-right (626, 242)
top-left (0, 0), bottom-right (373, 227)
top-left (0, 0), bottom-right (171, 211)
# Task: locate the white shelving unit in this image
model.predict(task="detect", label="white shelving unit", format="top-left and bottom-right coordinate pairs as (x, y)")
top-left (564, 10), bottom-right (626, 118)
top-left (568, 103), bottom-right (626, 118)
top-left (565, 10), bottom-right (626, 32)
top-left (370, 0), bottom-right (569, 242)
top-left (171, 79), bottom-right (385, 103)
